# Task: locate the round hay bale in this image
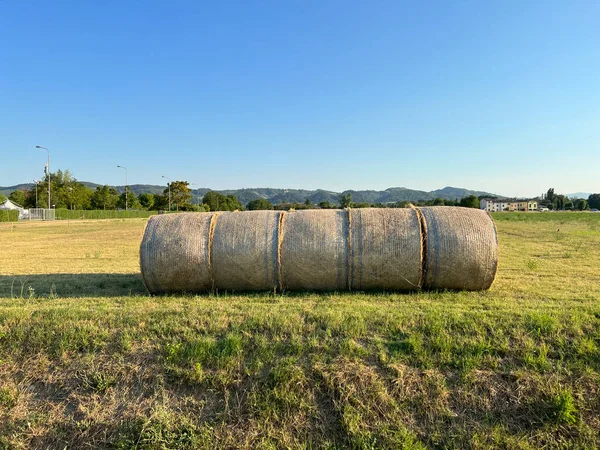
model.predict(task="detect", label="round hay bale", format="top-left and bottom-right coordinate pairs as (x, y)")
top-left (140, 212), bottom-right (219, 294)
top-left (419, 206), bottom-right (498, 290)
top-left (350, 208), bottom-right (422, 290)
top-left (280, 209), bottom-right (349, 291)
top-left (211, 210), bottom-right (281, 292)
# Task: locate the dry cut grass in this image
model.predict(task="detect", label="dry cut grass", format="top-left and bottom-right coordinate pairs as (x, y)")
top-left (0, 213), bottom-right (599, 449)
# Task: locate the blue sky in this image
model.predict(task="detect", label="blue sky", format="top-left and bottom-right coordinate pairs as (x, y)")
top-left (1, 1), bottom-right (598, 197)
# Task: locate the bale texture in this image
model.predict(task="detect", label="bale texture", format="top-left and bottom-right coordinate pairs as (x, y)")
top-left (211, 210), bottom-right (281, 291)
top-left (420, 207), bottom-right (498, 290)
top-left (350, 208), bottom-right (422, 290)
top-left (140, 213), bottom-right (218, 294)
top-left (280, 209), bottom-right (349, 291)
top-left (139, 207), bottom-right (498, 294)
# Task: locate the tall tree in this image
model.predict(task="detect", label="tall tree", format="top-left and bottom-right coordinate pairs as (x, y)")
top-left (91, 185), bottom-right (119, 210)
top-left (339, 193), bottom-right (352, 208)
top-left (138, 193), bottom-right (155, 210)
top-left (117, 190), bottom-right (141, 210)
top-left (588, 194), bottom-right (600, 210)
top-left (247, 199), bottom-right (273, 210)
top-left (167, 181), bottom-right (192, 211)
top-left (575, 199), bottom-right (588, 211)
top-left (460, 195), bottom-right (480, 209)
top-left (9, 190), bottom-right (26, 206)
top-left (202, 191), bottom-right (243, 211)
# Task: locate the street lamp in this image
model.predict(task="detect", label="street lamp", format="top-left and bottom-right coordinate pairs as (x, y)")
top-left (162, 175), bottom-right (171, 211)
top-left (117, 165), bottom-right (128, 210)
top-left (36, 146), bottom-right (50, 208)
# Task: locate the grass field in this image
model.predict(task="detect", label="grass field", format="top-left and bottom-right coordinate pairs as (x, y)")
top-left (1, 213), bottom-right (599, 449)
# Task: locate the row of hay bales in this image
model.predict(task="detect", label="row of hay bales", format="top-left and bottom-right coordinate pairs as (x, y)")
top-left (140, 207), bottom-right (498, 294)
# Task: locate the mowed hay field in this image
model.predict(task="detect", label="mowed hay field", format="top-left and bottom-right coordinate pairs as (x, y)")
top-left (1, 214), bottom-right (600, 449)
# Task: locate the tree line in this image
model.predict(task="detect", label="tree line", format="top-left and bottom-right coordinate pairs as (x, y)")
top-left (541, 188), bottom-right (599, 211)
top-left (2, 170), bottom-right (597, 213)
top-left (0, 169), bottom-right (483, 212)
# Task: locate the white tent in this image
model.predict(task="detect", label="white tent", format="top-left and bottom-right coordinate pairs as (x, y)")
top-left (0, 199), bottom-right (28, 219)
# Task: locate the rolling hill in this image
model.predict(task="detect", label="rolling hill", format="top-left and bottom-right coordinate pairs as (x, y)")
top-left (1, 182), bottom-right (496, 205)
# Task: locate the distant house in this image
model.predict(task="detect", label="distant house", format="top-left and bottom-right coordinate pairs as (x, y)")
top-left (0, 199), bottom-right (28, 219)
top-left (480, 199), bottom-right (538, 212)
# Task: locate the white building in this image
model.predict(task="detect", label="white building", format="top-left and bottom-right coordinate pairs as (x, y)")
top-left (0, 199), bottom-right (28, 219)
top-left (480, 199), bottom-right (538, 212)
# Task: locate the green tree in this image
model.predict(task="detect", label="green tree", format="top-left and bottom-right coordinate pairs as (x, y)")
top-left (339, 193), bottom-right (352, 208)
top-left (223, 194), bottom-right (243, 211)
top-left (546, 188), bottom-right (556, 204)
top-left (60, 183), bottom-right (93, 210)
top-left (433, 197), bottom-right (445, 206)
top-left (153, 193), bottom-right (169, 211)
top-left (318, 201), bottom-right (332, 209)
top-left (247, 199), bottom-right (274, 210)
top-left (9, 190), bottom-right (26, 206)
top-left (588, 194), bottom-right (600, 210)
top-left (0, 194), bottom-right (6, 203)
top-left (460, 195), bottom-right (480, 209)
top-left (32, 169), bottom-right (93, 209)
top-left (203, 191), bottom-right (225, 211)
top-left (169, 181), bottom-right (193, 211)
top-left (117, 189), bottom-right (142, 210)
top-left (138, 193), bottom-right (155, 210)
top-left (575, 199), bottom-right (588, 211)
top-left (304, 198), bottom-right (313, 207)
top-left (203, 191), bottom-right (243, 211)
top-left (91, 186), bottom-right (119, 210)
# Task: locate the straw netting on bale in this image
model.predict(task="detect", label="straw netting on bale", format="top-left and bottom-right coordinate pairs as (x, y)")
top-left (211, 210), bottom-right (281, 291)
top-left (420, 207), bottom-right (498, 291)
top-left (139, 207), bottom-right (498, 294)
top-left (140, 212), bottom-right (218, 294)
top-left (279, 209), bottom-right (349, 291)
top-left (350, 208), bottom-right (423, 290)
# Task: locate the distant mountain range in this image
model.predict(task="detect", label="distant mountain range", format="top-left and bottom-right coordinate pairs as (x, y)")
top-left (0, 182), bottom-right (497, 205)
top-left (566, 192), bottom-right (592, 199)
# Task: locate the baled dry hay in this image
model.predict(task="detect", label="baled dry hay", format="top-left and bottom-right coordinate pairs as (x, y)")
top-left (211, 210), bottom-right (281, 291)
top-left (280, 209), bottom-right (349, 291)
top-left (140, 207), bottom-right (498, 294)
top-left (420, 206), bottom-right (498, 290)
top-left (140, 213), bottom-right (219, 294)
top-left (350, 208), bottom-right (422, 290)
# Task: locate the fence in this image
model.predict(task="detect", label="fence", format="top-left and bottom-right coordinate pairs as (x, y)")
top-left (27, 208), bottom-right (56, 221)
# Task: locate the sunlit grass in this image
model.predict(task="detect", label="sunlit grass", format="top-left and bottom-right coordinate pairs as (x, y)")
top-left (0, 213), bottom-right (599, 448)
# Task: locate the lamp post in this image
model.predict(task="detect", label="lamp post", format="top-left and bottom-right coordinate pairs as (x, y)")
top-left (36, 146), bottom-right (50, 208)
top-left (162, 175), bottom-right (171, 211)
top-left (117, 165), bottom-right (128, 210)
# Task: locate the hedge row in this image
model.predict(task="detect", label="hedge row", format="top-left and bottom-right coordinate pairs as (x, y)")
top-left (54, 209), bottom-right (161, 220)
top-left (0, 210), bottom-right (19, 222)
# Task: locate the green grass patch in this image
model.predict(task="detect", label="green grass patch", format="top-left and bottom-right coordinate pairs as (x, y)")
top-left (0, 213), bottom-right (599, 448)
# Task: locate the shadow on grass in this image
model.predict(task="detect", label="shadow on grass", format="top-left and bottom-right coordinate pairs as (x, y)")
top-left (0, 273), bottom-right (147, 298)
